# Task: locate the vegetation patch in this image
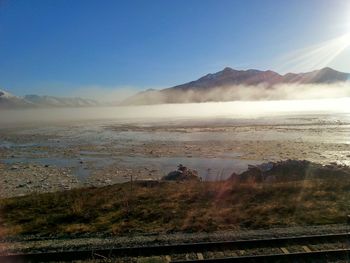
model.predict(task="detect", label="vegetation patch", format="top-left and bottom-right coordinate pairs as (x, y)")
top-left (1, 160), bottom-right (350, 238)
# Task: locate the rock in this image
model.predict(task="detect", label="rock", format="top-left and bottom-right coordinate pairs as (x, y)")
top-left (162, 164), bottom-right (201, 181)
top-left (229, 159), bottom-right (350, 183)
top-left (10, 165), bottom-right (19, 170)
top-left (16, 183), bottom-right (26, 188)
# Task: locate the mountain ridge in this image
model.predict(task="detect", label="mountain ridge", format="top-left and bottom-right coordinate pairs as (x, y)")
top-left (1, 67), bottom-right (349, 108)
top-left (121, 67), bottom-right (350, 105)
top-left (0, 90), bottom-right (100, 109)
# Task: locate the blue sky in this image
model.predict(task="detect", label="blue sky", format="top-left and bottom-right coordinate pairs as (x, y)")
top-left (1, 0), bottom-right (350, 99)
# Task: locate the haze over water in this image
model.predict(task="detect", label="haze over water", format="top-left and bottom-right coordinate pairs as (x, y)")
top-left (1, 98), bottom-right (350, 126)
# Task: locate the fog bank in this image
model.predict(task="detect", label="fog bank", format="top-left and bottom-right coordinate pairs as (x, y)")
top-left (123, 83), bottom-right (350, 105)
top-left (1, 97), bottom-right (350, 127)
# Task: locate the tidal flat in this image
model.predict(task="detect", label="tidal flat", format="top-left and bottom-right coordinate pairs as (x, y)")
top-left (1, 107), bottom-right (350, 198)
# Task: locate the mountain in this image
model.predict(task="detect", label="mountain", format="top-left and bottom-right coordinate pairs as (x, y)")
top-left (0, 90), bottom-right (34, 108)
top-left (121, 67), bottom-right (350, 105)
top-left (24, 95), bottom-right (99, 107)
top-left (2, 67), bottom-right (349, 108)
top-left (0, 89), bottom-right (99, 109)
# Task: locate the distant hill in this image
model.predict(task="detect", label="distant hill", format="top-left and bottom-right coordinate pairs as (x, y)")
top-left (121, 67), bottom-right (350, 105)
top-left (0, 90), bottom-right (99, 109)
top-left (24, 95), bottom-right (99, 107)
top-left (0, 90), bottom-right (34, 108)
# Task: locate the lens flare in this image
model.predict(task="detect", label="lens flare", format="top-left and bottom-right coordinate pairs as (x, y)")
top-left (277, 33), bottom-right (350, 73)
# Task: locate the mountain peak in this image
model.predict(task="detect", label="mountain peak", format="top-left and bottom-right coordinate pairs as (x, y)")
top-left (319, 67), bottom-right (339, 73)
top-left (321, 66), bottom-right (334, 71)
top-left (222, 67), bottom-right (234, 72)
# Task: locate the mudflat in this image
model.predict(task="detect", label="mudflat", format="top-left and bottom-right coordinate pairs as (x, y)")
top-left (1, 112), bottom-right (349, 198)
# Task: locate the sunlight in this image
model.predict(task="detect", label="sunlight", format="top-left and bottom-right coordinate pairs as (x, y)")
top-left (279, 33), bottom-right (350, 73)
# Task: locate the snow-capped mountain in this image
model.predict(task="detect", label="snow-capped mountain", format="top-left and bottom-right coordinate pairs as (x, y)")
top-left (0, 89), bottom-right (34, 108)
top-left (24, 95), bottom-right (99, 107)
top-left (0, 89), bottom-right (99, 109)
top-left (121, 67), bottom-right (350, 105)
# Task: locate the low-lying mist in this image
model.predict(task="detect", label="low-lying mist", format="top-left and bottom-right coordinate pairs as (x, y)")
top-left (125, 83), bottom-right (350, 105)
top-left (206, 83), bottom-right (350, 101)
top-left (1, 96), bottom-right (350, 127)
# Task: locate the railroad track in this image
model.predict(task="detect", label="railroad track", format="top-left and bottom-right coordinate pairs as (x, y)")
top-left (1, 232), bottom-right (349, 262)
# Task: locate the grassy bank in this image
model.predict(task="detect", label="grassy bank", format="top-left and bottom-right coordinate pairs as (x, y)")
top-left (1, 164), bottom-right (349, 238)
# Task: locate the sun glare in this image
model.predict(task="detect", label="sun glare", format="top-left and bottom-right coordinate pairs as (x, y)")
top-left (279, 33), bottom-right (350, 73)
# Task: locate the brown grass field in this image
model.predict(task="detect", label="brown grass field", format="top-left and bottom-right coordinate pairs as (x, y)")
top-left (1, 160), bottom-right (349, 238)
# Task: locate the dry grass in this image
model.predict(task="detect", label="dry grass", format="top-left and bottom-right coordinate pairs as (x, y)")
top-left (0, 176), bottom-right (349, 238)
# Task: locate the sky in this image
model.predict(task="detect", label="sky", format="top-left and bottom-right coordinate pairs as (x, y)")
top-left (1, 0), bottom-right (350, 100)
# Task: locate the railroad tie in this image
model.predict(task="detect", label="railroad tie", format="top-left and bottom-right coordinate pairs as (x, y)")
top-left (302, 245), bottom-right (312, 252)
top-left (280, 247), bottom-right (290, 254)
top-left (196, 253), bottom-right (204, 260)
top-left (215, 251), bottom-right (225, 258)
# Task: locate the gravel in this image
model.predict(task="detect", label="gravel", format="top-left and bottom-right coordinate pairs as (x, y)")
top-left (1, 224), bottom-right (349, 255)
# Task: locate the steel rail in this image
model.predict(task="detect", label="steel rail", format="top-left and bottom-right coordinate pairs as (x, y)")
top-left (0, 232), bottom-right (349, 262)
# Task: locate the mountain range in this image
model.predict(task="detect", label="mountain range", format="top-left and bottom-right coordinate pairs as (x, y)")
top-left (0, 90), bottom-right (99, 109)
top-left (121, 67), bottom-right (350, 105)
top-left (1, 67), bottom-right (349, 108)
